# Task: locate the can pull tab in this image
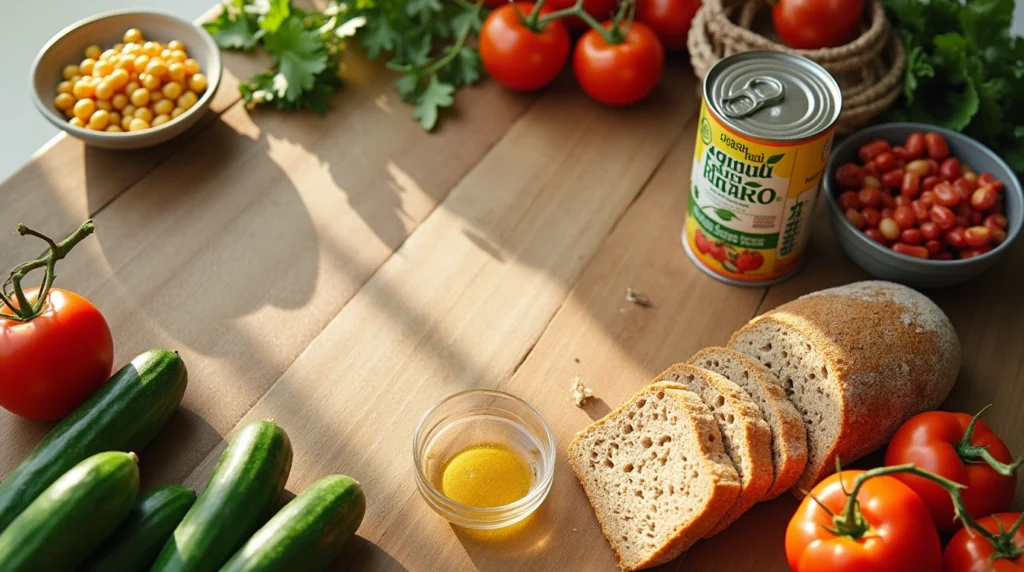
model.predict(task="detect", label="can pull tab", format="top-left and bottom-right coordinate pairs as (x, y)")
top-left (720, 77), bottom-right (785, 119)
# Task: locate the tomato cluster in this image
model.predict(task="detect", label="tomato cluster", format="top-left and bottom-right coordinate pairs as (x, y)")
top-left (694, 229), bottom-right (764, 273)
top-left (480, 0), bottom-right (699, 106)
top-left (834, 131), bottom-right (1010, 260)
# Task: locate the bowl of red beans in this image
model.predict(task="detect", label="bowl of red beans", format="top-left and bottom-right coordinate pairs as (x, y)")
top-left (824, 123), bottom-right (1022, 287)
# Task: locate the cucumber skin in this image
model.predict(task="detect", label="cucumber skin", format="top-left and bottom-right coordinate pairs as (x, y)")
top-left (152, 420), bottom-right (293, 572)
top-left (0, 350), bottom-right (187, 533)
top-left (220, 476), bottom-right (366, 572)
top-left (0, 451), bottom-right (140, 571)
top-left (80, 484), bottom-right (197, 572)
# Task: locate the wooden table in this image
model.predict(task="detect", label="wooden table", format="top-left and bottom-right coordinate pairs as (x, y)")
top-left (2, 38), bottom-right (1022, 571)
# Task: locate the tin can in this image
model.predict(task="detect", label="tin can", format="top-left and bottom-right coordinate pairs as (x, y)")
top-left (683, 51), bottom-right (842, 286)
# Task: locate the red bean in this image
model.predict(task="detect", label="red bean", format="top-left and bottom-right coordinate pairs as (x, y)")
top-left (863, 175), bottom-right (881, 188)
top-left (945, 226), bottom-right (967, 248)
top-left (992, 227), bottom-right (1007, 245)
top-left (925, 132), bottom-right (950, 160)
top-left (954, 176), bottom-right (976, 196)
top-left (920, 221), bottom-right (941, 241)
top-left (845, 208), bottom-right (867, 229)
top-left (863, 161), bottom-right (879, 177)
top-left (880, 192), bottom-right (897, 209)
top-left (922, 176), bottom-right (940, 192)
top-left (892, 146), bottom-right (912, 161)
top-left (859, 139), bottom-right (892, 164)
top-left (931, 205), bottom-right (956, 230)
top-left (835, 163), bottom-right (865, 190)
top-left (905, 159), bottom-right (930, 176)
top-left (862, 207), bottom-right (881, 228)
top-left (879, 217), bottom-right (901, 240)
top-left (837, 191), bottom-right (860, 211)
top-left (901, 172), bottom-right (921, 198)
top-left (984, 213), bottom-right (1009, 230)
top-left (933, 182), bottom-right (961, 207)
top-left (970, 186), bottom-right (998, 211)
top-left (970, 211), bottom-right (983, 226)
top-left (955, 215), bottom-right (970, 228)
top-left (893, 205), bottom-right (916, 229)
top-left (939, 157), bottom-right (960, 181)
top-left (920, 190), bottom-right (937, 204)
top-left (874, 152), bottom-right (897, 172)
top-left (978, 173), bottom-right (1004, 193)
top-left (894, 195), bottom-right (912, 208)
top-left (858, 187), bottom-right (882, 208)
top-left (935, 252), bottom-right (954, 261)
top-left (911, 199), bottom-right (930, 222)
top-left (905, 132), bottom-right (925, 158)
top-left (900, 228), bottom-right (924, 245)
top-left (925, 239), bottom-right (942, 254)
top-left (960, 248), bottom-right (986, 259)
top-left (964, 226), bottom-right (992, 247)
top-left (962, 170), bottom-right (978, 184)
top-left (865, 228), bottom-right (887, 245)
top-left (893, 243), bottom-right (929, 258)
top-left (881, 169), bottom-right (905, 189)
top-left (880, 207), bottom-right (895, 220)
top-left (926, 159), bottom-right (940, 175)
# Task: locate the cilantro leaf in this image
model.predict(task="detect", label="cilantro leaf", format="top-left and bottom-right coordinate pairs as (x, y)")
top-left (406, 0), bottom-right (443, 20)
top-left (204, 10), bottom-right (260, 50)
top-left (263, 16), bottom-right (327, 102)
top-left (447, 47), bottom-right (481, 87)
top-left (411, 76), bottom-right (454, 131)
top-left (394, 74), bottom-right (420, 102)
top-left (361, 18), bottom-right (399, 58)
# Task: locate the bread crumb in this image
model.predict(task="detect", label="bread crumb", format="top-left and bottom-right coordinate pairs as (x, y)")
top-left (626, 287), bottom-right (652, 307)
top-left (571, 375), bottom-right (594, 407)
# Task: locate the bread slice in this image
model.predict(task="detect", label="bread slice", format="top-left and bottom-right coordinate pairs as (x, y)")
top-left (688, 347), bottom-right (807, 499)
top-left (728, 280), bottom-right (960, 496)
top-left (651, 364), bottom-right (773, 535)
top-left (568, 382), bottom-right (741, 571)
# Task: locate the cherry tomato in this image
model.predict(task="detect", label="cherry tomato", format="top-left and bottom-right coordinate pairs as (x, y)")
top-left (865, 228), bottom-right (887, 245)
top-left (964, 226), bottom-right (993, 248)
top-left (944, 513), bottom-right (1024, 572)
top-left (480, 3), bottom-right (571, 92)
top-left (946, 227), bottom-right (968, 249)
top-left (893, 205), bottom-right (916, 229)
top-left (931, 205), bottom-right (957, 230)
top-left (939, 157), bottom-right (961, 181)
top-left (1, 288), bottom-right (114, 420)
top-left (901, 172), bottom-right (921, 198)
top-left (636, 0), bottom-right (701, 51)
top-left (954, 175), bottom-right (976, 195)
top-left (900, 228), bottom-right (924, 246)
top-left (905, 132), bottom-right (925, 158)
top-left (545, 0), bottom-right (619, 30)
top-left (573, 20), bottom-right (664, 106)
top-left (772, 0), bottom-right (864, 49)
top-left (862, 207), bottom-right (881, 228)
top-left (786, 470), bottom-right (942, 572)
top-left (858, 140), bottom-right (892, 164)
top-left (985, 213), bottom-right (1009, 230)
top-left (922, 175), bottom-right (940, 192)
top-left (837, 191), bottom-right (861, 211)
top-left (893, 242), bottom-right (929, 258)
top-left (835, 163), bottom-right (865, 190)
top-left (857, 187), bottom-right (882, 208)
top-left (934, 182), bottom-right (962, 207)
top-left (925, 132), bottom-right (950, 160)
top-left (845, 208), bottom-right (867, 229)
top-left (874, 151), bottom-right (896, 172)
top-left (971, 186), bottom-right (998, 211)
top-left (920, 221), bottom-right (941, 241)
top-left (886, 411), bottom-right (1018, 531)
top-left (881, 169), bottom-right (904, 189)
top-left (911, 199), bottom-right (931, 222)
top-left (978, 172), bottom-right (1005, 193)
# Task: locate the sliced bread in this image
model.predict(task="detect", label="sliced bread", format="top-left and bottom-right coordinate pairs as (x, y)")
top-left (728, 280), bottom-right (960, 496)
top-left (651, 364), bottom-right (773, 535)
top-left (568, 382), bottom-right (741, 571)
top-left (688, 347), bottom-right (808, 499)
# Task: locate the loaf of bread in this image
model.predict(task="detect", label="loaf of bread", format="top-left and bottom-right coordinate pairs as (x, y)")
top-left (567, 382), bottom-right (741, 571)
top-left (728, 280), bottom-right (960, 495)
top-left (688, 347), bottom-right (808, 499)
top-left (651, 364), bottom-right (773, 535)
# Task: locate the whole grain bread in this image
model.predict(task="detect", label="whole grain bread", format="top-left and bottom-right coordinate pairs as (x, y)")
top-left (728, 280), bottom-right (960, 496)
top-left (688, 347), bottom-right (808, 499)
top-left (568, 382), bottom-right (741, 571)
top-left (651, 364), bottom-right (773, 535)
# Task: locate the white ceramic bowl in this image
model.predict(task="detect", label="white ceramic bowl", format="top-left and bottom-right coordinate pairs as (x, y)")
top-left (31, 10), bottom-right (222, 149)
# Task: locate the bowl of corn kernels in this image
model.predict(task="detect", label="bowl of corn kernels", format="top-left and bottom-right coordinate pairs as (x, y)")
top-left (31, 10), bottom-right (221, 149)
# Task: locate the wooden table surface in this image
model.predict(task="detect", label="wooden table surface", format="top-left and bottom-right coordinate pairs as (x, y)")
top-left (2, 38), bottom-right (1022, 572)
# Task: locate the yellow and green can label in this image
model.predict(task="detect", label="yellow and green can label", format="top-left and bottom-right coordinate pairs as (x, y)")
top-left (685, 100), bottom-right (834, 283)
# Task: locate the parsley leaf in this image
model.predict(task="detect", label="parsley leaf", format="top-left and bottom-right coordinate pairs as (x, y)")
top-left (204, 9), bottom-right (260, 50)
top-left (410, 76), bottom-right (455, 131)
top-left (259, 0), bottom-right (291, 33)
top-left (263, 16), bottom-right (327, 101)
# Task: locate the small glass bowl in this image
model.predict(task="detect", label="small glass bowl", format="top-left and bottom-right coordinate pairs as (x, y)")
top-left (413, 389), bottom-right (555, 530)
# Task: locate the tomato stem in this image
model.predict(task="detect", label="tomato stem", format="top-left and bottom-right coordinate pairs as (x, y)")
top-left (539, 0), bottom-right (634, 44)
top-left (0, 221), bottom-right (95, 322)
top-left (956, 406), bottom-right (1024, 477)
top-left (514, 0), bottom-right (551, 33)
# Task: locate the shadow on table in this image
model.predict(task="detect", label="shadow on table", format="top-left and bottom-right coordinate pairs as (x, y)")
top-left (452, 504), bottom-right (557, 570)
top-left (331, 536), bottom-right (408, 572)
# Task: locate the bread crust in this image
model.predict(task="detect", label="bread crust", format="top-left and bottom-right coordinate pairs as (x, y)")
top-left (689, 347), bottom-right (808, 499)
top-left (728, 280), bottom-right (960, 495)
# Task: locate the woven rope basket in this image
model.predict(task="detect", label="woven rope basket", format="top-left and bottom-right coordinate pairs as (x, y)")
top-left (688, 0), bottom-right (905, 134)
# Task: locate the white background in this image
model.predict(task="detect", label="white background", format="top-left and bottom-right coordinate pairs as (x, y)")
top-left (0, 2), bottom-right (1021, 183)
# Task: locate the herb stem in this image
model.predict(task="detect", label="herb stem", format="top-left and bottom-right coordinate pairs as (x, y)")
top-left (416, 0), bottom-right (483, 78)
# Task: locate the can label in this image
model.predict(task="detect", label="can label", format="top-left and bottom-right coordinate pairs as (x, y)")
top-left (685, 100), bottom-right (833, 282)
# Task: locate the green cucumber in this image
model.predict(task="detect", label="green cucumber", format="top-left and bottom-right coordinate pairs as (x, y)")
top-left (152, 420), bottom-right (292, 572)
top-left (220, 475), bottom-right (366, 572)
top-left (0, 451), bottom-right (139, 571)
top-left (0, 349), bottom-right (186, 533)
top-left (80, 484), bottom-right (197, 572)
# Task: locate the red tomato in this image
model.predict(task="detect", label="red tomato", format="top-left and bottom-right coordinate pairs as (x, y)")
top-left (636, 0), bottom-right (701, 51)
top-left (735, 250), bottom-right (764, 272)
top-left (944, 513), bottom-right (1024, 572)
top-left (0, 288), bottom-right (114, 420)
top-left (573, 20), bottom-right (664, 106)
top-left (786, 470), bottom-right (943, 572)
top-left (480, 3), bottom-right (571, 92)
top-left (885, 411), bottom-right (1018, 531)
top-left (694, 228), bottom-right (711, 254)
top-left (773, 0), bottom-right (864, 49)
top-left (545, 0), bottom-right (619, 30)
top-left (708, 242), bottom-right (727, 261)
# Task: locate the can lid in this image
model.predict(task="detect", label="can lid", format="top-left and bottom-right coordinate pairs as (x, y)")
top-left (705, 51), bottom-right (842, 142)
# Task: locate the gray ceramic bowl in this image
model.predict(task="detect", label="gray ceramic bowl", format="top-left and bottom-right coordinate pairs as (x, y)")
top-left (31, 10), bottom-right (221, 149)
top-left (825, 123), bottom-right (1022, 288)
